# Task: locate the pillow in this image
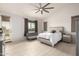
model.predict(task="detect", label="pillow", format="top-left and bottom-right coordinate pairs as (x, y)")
top-left (59, 30), bottom-right (63, 33)
top-left (51, 30), bottom-right (56, 33)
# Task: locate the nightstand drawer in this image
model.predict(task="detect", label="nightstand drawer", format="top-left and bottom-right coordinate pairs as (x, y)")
top-left (63, 34), bottom-right (72, 43)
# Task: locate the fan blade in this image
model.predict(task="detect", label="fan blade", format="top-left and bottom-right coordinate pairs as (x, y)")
top-left (41, 10), bottom-right (43, 14)
top-left (45, 7), bottom-right (54, 9)
top-left (35, 10), bottom-right (40, 13)
top-left (43, 9), bottom-right (49, 13)
top-left (43, 3), bottom-right (50, 8)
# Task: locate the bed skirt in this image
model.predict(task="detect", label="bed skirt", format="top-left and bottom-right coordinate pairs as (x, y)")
top-left (37, 37), bottom-right (62, 47)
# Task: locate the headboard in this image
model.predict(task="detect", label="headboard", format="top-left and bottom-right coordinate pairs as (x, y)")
top-left (48, 27), bottom-right (64, 33)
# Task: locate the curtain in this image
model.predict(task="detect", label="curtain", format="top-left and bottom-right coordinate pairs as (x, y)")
top-left (24, 18), bottom-right (28, 36)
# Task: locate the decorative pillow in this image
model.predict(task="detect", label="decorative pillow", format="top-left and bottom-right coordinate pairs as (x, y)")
top-left (51, 30), bottom-right (56, 33)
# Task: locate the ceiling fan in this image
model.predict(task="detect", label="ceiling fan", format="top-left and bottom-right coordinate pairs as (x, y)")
top-left (35, 3), bottom-right (54, 14)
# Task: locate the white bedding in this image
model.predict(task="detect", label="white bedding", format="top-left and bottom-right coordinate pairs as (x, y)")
top-left (37, 32), bottom-right (62, 46)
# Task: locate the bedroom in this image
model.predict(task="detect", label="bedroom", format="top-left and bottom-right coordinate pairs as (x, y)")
top-left (0, 3), bottom-right (79, 56)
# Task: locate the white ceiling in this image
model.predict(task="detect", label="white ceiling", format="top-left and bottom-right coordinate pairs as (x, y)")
top-left (0, 3), bottom-right (78, 19)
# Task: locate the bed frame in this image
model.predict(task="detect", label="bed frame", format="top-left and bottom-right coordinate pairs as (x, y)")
top-left (37, 27), bottom-right (64, 46)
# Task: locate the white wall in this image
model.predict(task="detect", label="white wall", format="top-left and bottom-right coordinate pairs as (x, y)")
top-left (45, 4), bottom-right (79, 33)
top-left (10, 16), bottom-right (24, 41)
top-left (0, 11), bottom-right (44, 41)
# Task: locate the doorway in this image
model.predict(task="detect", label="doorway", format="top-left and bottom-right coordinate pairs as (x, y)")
top-left (1, 15), bottom-right (11, 43)
top-left (71, 15), bottom-right (79, 56)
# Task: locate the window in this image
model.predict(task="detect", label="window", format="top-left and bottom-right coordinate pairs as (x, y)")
top-left (28, 21), bottom-right (36, 33)
top-left (28, 22), bottom-right (35, 30)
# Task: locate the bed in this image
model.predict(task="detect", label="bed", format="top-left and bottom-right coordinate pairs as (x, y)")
top-left (37, 27), bottom-right (64, 46)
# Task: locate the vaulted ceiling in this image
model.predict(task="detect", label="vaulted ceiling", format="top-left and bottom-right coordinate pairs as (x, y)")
top-left (0, 3), bottom-right (78, 19)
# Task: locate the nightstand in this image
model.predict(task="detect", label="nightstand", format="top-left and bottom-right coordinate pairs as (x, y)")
top-left (63, 34), bottom-right (72, 43)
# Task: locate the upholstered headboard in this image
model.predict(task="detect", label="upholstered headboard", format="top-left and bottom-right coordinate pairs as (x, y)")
top-left (48, 27), bottom-right (64, 33)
